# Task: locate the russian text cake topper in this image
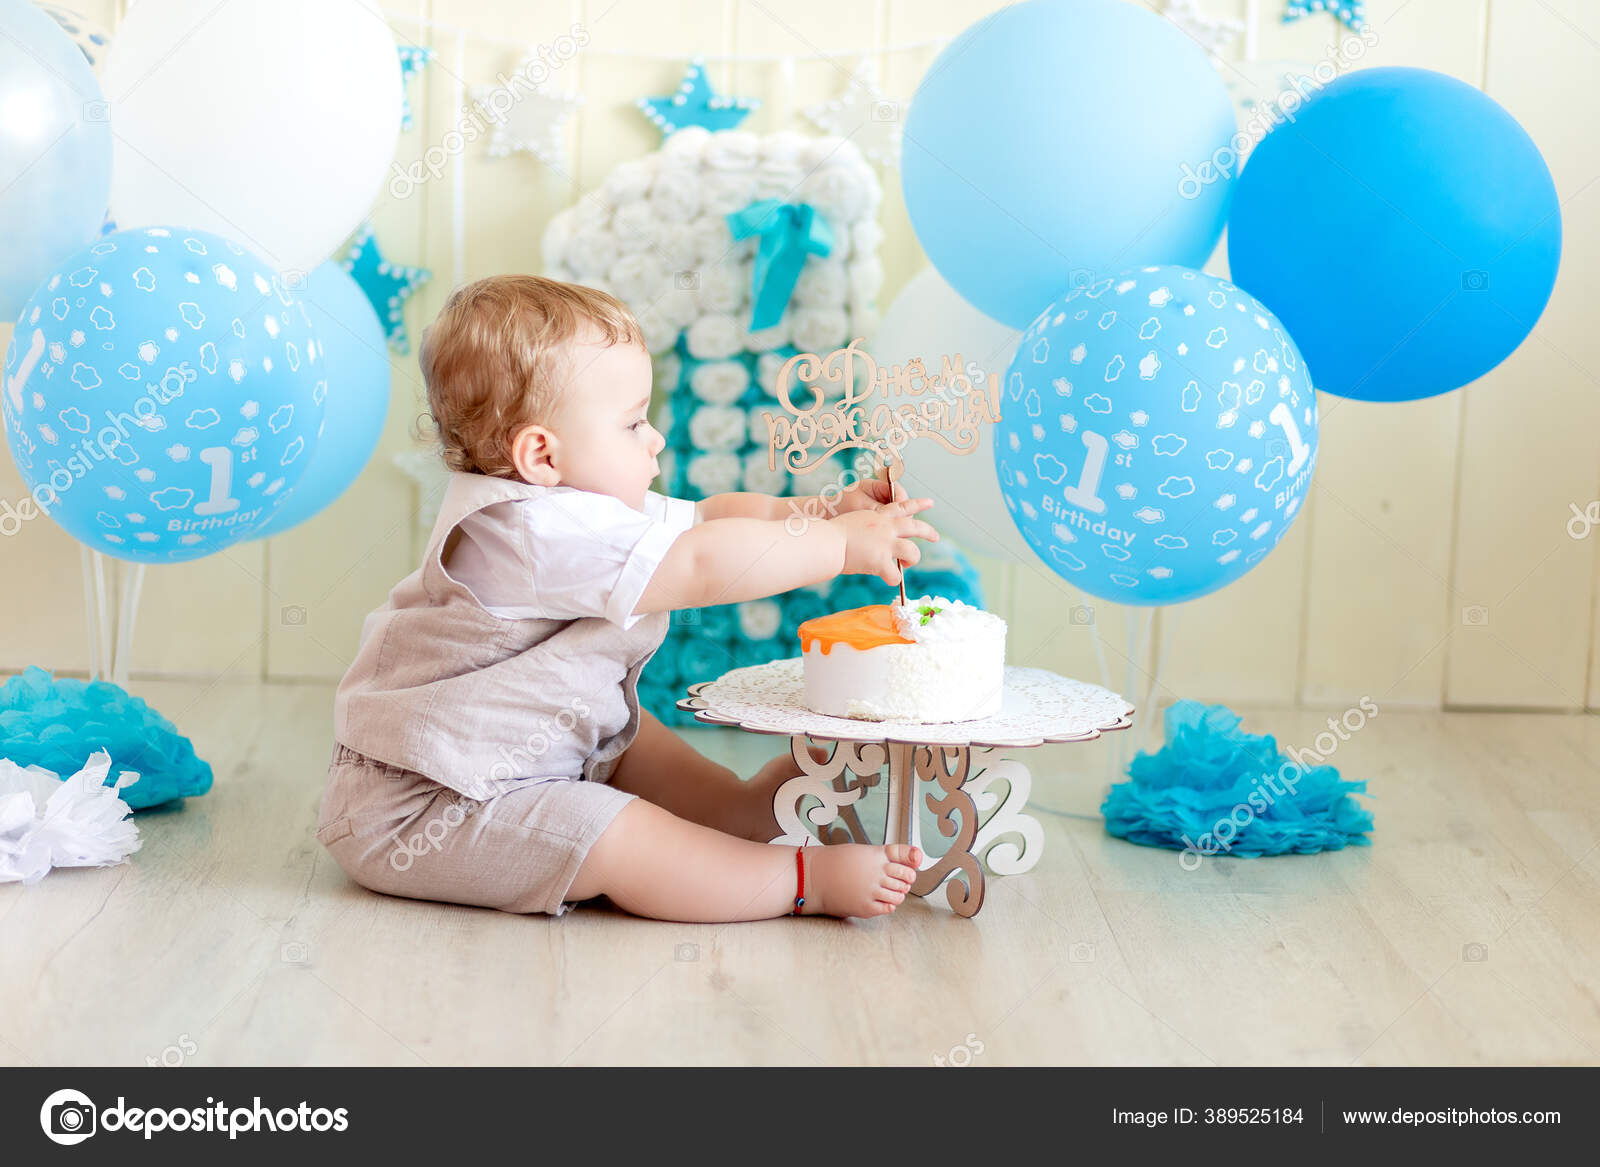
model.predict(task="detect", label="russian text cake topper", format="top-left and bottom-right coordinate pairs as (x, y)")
top-left (762, 338), bottom-right (1003, 476)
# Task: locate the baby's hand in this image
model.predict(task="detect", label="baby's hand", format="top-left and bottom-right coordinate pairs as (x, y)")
top-left (832, 498), bottom-right (939, 586)
top-left (831, 475), bottom-right (907, 515)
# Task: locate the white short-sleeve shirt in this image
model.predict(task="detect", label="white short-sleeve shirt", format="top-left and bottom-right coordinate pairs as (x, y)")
top-left (445, 486), bottom-right (699, 630)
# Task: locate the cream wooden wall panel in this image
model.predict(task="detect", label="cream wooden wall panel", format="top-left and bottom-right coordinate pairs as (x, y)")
top-left (1298, 0), bottom-right (1487, 710)
top-left (1447, 0), bottom-right (1600, 710)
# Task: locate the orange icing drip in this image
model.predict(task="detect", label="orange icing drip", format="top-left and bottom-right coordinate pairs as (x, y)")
top-left (798, 604), bottom-right (914, 655)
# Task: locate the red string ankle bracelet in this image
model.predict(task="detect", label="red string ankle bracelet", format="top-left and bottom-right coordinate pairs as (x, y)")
top-left (792, 845), bottom-right (805, 915)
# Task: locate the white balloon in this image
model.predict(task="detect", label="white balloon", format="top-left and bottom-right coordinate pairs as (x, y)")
top-left (103, 0), bottom-right (401, 274)
top-left (870, 266), bottom-right (1032, 562)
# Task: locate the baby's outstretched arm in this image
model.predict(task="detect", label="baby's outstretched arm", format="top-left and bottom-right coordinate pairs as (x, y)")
top-left (633, 497), bottom-right (939, 615)
top-left (696, 474), bottom-right (907, 524)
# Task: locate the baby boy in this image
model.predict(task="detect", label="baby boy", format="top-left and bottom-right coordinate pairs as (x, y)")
top-left (317, 274), bottom-right (938, 923)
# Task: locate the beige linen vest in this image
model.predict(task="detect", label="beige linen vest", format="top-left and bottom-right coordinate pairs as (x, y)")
top-left (333, 470), bottom-right (669, 800)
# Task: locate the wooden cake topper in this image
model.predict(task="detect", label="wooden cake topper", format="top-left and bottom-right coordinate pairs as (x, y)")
top-left (762, 338), bottom-right (1005, 606)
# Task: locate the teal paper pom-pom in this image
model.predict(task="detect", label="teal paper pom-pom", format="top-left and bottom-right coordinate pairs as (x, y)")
top-left (1102, 700), bottom-right (1373, 861)
top-left (0, 665), bottom-right (213, 810)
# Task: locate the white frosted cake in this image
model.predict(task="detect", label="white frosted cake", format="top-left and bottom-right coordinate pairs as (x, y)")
top-left (797, 595), bottom-right (1007, 722)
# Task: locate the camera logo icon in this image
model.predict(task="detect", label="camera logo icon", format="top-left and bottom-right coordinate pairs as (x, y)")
top-left (1461, 269), bottom-right (1490, 291)
top-left (40, 1088), bottom-right (97, 1145)
top-left (281, 605), bottom-right (307, 627)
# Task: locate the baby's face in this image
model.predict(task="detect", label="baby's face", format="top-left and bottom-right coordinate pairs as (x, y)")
top-left (547, 331), bottom-right (664, 510)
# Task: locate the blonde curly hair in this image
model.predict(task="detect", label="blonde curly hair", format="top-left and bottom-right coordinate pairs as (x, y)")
top-left (416, 274), bottom-right (645, 480)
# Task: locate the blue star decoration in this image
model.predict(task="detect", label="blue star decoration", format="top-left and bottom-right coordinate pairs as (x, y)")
top-left (342, 222), bottom-right (431, 355)
top-left (397, 45), bottom-right (434, 131)
top-left (1282, 0), bottom-right (1367, 33)
top-left (636, 57), bottom-right (759, 139)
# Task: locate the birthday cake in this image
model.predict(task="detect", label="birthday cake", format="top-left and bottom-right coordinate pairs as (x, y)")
top-left (797, 595), bottom-right (1007, 722)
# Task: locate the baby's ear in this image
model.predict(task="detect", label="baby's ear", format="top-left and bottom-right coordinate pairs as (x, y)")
top-left (511, 423), bottom-right (561, 486)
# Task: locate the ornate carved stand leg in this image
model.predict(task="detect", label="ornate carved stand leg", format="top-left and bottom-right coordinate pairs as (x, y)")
top-left (769, 735), bottom-right (882, 848)
top-left (903, 744), bottom-right (985, 918)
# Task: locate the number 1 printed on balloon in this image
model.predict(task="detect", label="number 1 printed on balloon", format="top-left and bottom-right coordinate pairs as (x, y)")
top-left (194, 446), bottom-right (242, 516)
top-left (1267, 403), bottom-right (1311, 475)
top-left (1062, 430), bottom-right (1109, 515)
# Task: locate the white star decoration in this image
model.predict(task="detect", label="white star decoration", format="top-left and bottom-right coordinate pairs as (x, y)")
top-left (1162, 0), bottom-right (1245, 58)
top-left (470, 61), bottom-right (582, 168)
top-left (802, 58), bottom-right (904, 168)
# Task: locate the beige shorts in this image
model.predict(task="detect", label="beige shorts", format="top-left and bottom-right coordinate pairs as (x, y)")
top-left (315, 741), bottom-right (637, 917)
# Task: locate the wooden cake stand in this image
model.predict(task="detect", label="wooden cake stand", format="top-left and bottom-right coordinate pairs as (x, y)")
top-left (678, 659), bottom-right (1134, 918)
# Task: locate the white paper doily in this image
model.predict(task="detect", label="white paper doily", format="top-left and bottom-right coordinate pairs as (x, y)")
top-left (678, 658), bottom-right (1134, 747)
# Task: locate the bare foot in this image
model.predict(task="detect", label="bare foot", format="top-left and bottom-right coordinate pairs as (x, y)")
top-left (800, 843), bottom-right (922, 919)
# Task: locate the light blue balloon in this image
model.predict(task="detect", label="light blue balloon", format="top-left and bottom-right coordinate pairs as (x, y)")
top-left (902, 0), bottom-right (1235, 331)
top-left (995, 265), bottom-right (1318, 606)
top-left (248, 262), bottom-right (390, 538)
top-left (0, 0), bottom-right (113, 320)
top-left (1228, 67), bottom-right (1561, 402)
top-left (2, 226), bottom-right (325, 563)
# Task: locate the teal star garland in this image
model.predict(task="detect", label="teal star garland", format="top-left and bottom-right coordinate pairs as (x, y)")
top-left (397, 44), bottom-right (434, 131)
top-left (1282, 0), bottom-right (1367, 33)
top-left (636, 57), bottom-right (759, 139)
top-left (341, 222), bottom-right (431, 356)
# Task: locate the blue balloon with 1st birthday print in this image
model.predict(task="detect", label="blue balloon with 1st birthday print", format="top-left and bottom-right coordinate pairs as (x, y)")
top-left (2, 226), bottom-right (324, 563)
top-left (995, 264), bottom-right (1318, 606)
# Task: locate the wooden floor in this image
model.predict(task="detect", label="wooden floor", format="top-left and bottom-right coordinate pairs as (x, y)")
top-left (1, 678), bottom-right (1596, 1066)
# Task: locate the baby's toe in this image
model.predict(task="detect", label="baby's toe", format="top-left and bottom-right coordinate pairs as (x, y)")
top-left (884, 876), bottom-right (912, 894)
top-left (886, 862), bottom-right (917, 884)
top-left (877, 887), bottom-right (907, 906)
top-left (884, 843), bottom-right (922, 868)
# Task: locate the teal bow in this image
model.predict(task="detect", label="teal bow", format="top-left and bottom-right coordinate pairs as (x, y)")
top-left (725, 199), bottom-right (833, 333)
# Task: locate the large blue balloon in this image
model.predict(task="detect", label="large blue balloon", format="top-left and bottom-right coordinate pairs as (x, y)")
top-left (2, 226), bottom-right (324, 563)
top-left (0, 0), bottom-right (114, 320)
top-left (1228, 67), bottom-right (1561, 403)
top-left (902, 0), bottom-right (1235, 331)
top-left (996, 265), bottom-right (1318, 606)
top-left (247, 262), bottom-right (390, 538)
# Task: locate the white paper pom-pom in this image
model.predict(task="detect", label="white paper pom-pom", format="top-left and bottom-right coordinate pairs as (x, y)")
top-left (564, 227), bottom-right (620, 279)
top-left (689, 360), bottom-right (750, 405)
top-left (737, 598), bottom-right (783, 640)
top-left (571, 193), bottom-right (613, 230)
top-left (653, 352), bottom-right (681, 395)
top-left (746, 407), bottom-right (785, 449)
top-left (0, 749), bottom-right (141, 885)
top-left (603, 158), bottom-right (656, 205)
top-left (655, 283), bottom-right (703, 330)
top-left (743, 314), bottom-right (790, 353)
top-left (686, 450), bottom-right (742, 495)
top-left (654, 223), bottom-right (702, 273)
top-left (761, 130), bottom-right (809, 165)
top-left (692, 210), bottom-right (751, 262)
top-left (847, 256), bottom-right (884, 308)
top-left (689, 404), bottom-right (747, 451)
top-left (540, 209), bottom-right (576, 269)
top-left (850, 307), bottom-right (881, 343)
top-left (636, 306), bottom-right (680, 354)
top-left (686, 314), bottom-right (745, 360)
top-left (612, 200), bottom-right (663, 250)
top-left (854, 219), bottom-right (885, 256)
top-left (788, 306), bottom-right (848, 357)
top-left (701, 171), bottom-right (759, 216)
top-left (704, 130), bottom-right (760, 171)
top-left (753, 162), bottom-right (805, 202)
top-left (794, 259), bottom-right (849, 310)
top-left (650, 164), bottom-right (703, 224)
top-left (799, 166), bottom-right (869, 222)
top-left (694, 263), bottom-right (748, 315)
top-left (755, 351), bottom-right (789, 398)
top-left (804, 135), bottom-right (864, 171)
top-left (608, 252), bottom-right (668, 305)
top-left (662, 124), bottom-right (712, 162)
